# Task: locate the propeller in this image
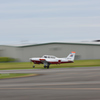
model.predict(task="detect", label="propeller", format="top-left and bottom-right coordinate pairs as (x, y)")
top-left (29, 58), bottom-right (32, 64)
top-left (29, 58), bottom-right (35, 68)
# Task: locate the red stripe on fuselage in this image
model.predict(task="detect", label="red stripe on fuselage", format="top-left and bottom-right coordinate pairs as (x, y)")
top-left (32, 60), bottom-right (73, 64)
top-left (39, 59), bottom-right (45, 61)
top-left (48, 61), bottom-right (73, 64)
top-left (32, 60), bottom-right (42, 64)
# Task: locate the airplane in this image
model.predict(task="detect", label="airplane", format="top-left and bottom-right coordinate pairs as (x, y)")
top-left (29, 51), bottom-right (75, 69)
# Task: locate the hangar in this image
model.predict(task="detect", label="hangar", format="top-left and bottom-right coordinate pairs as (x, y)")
top-left (0, 42), bottom-right (100, 62)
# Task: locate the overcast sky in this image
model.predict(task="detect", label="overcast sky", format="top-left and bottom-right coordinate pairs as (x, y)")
top-left (0, 0), bottom-right (100, 45)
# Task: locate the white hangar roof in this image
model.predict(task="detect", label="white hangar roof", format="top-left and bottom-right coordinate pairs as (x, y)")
top-left (0, 41), bottom-right (100, 48)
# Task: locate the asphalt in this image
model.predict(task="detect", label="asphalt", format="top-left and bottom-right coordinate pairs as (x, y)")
top-left (0, 67), bottom-right (100, 100)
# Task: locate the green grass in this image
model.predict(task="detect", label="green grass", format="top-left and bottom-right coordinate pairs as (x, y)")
top-left (0, 73), bottom-right (36, 79)
top-left (0, 59), bottom-right (100, 79)
top-left (0, 59), bottom-right (100, 70)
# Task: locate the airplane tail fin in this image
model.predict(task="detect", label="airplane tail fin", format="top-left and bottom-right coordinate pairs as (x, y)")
top-left (66, 51), bottom-right (76, 61)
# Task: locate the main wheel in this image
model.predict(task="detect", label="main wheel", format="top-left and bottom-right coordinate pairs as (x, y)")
top-left (44, 66), bottom-right (46, 68)
top-left (47, 65), bottom-right (49, 69)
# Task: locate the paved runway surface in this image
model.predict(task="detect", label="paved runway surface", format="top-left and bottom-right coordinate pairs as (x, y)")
top-left (0, 67), bottom-right (100, 100)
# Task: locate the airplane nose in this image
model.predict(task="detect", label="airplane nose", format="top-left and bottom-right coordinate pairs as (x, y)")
top-left (29, 58), bottom-right (32, 62)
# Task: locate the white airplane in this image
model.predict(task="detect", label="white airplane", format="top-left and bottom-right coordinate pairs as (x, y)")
top-left (29, 51), bottom-right (75, 69)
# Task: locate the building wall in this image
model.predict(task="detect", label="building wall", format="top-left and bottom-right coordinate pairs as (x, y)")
top-left (0, 46), bottom-right (18, 59)
top-left (0, 46), bottom-right (3, 57)
top-left (0, 43), bottom-right (100, 62)
top-left (17, 43), bottom-right (100, 62)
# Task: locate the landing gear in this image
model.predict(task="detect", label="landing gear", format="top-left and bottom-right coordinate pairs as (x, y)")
top-left (44, 65), bottom-right (46, 68)
top-left (33, 64), bottom-right (35, 68)
top-left (44, 63), bottom-right (50, 69)
top-left (33, 65), bottom-right (35, 68)
top-left (47, 65), bottom-right (49, 69)
top-left (44, 65), bottom-right (49, 69)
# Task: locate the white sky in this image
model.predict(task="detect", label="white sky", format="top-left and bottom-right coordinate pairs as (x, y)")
top-left (0, 0), bottom-right (100, 44)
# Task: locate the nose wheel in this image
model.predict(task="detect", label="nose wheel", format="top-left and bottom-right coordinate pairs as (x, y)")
top-left (33, 65), bottom-right (35, 68)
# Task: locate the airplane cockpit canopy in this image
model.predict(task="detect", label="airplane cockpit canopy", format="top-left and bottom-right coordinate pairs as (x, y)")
top-left (42, 55), bottom-right (57, 59)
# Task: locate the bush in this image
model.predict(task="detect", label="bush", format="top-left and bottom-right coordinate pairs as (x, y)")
top-left (0, 57), bottom-right (16, 62)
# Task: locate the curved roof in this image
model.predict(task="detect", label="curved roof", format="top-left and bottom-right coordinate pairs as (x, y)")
top-left (1, 42), bottom-right (100, 48)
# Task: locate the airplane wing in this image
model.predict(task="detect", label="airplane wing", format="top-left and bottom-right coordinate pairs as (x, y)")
top-left (39, 59), bottom-right (48, 63)
top-left (39, 58), bottom-right (50, 67)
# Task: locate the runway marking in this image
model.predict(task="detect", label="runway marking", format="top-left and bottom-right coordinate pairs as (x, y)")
top-left (0, 87), bottom-right (100, 90)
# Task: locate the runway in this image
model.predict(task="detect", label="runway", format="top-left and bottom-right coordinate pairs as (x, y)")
top-left (0, 67), bottom-right (100, 100)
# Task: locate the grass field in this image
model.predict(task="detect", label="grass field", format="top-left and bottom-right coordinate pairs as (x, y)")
top-left (0, 59), bottom-right (100, 79)
top-left (0, 73), bottom-right (37, 79)
top-left (0, 59), bottom-right (100, 70)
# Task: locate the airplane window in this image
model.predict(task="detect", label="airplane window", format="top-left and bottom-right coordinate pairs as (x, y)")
top-left (51, 57), bottom-right (55, 59)
top-left (43, 55), bottom-right (56, 59)
top-left (44, 56), bottom-right (47, 58)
